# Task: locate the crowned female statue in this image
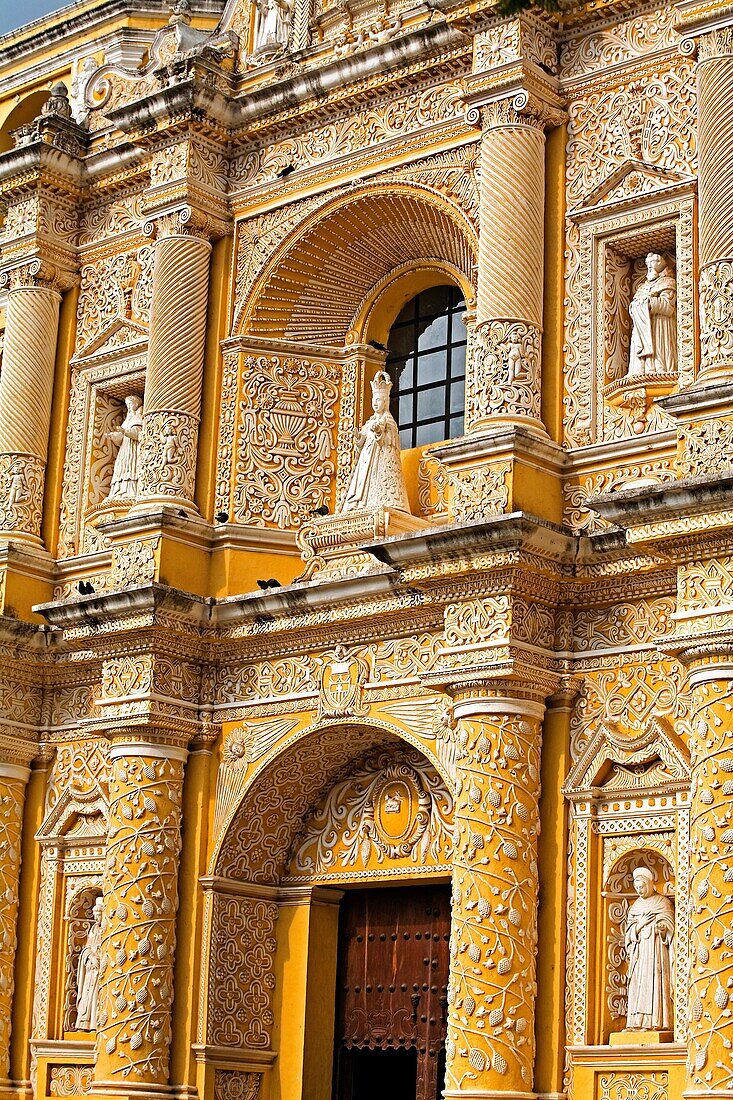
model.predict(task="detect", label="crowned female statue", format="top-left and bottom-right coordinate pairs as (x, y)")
top-left (76, 897), bottom-right (103, 1030)
top-left (624, 866), bottom-right (675, 1030)
top-left (106, 394), bottom-right (143, 502)
top-left (342, 370), bottom-right (410, 514)
top-left (627, 253), bottom-right (677, 378)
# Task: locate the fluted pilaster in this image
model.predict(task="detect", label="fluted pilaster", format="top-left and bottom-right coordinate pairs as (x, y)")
top-left (133, 232), bottom-right (211, 514)
top-left (0, 283), bottom-right (61, 543)
top-left (466, 103), bottom-right (547, 435)
top-left (93, 742), bottom-right (186, 1094)
top-left (693, 29), bottom-right (733, 379)
top-left (443, 693), bottom-right (545, 1100)
top-left (0, 763), bottom-right (30, 1087)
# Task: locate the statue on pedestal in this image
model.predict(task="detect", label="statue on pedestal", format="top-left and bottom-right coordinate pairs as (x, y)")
top-left (106, 395), bottom-right (143, 502)
top-left (76, 896), bottom-right (103, 1031)
top-left (627, 253), bottom-right (677, 378)
top-left (624, 866), bottom-right (675, 1030)
top-left (342, 370), bottom-right (410, 514)
top-left (253, 0), bottom-right (291, 54)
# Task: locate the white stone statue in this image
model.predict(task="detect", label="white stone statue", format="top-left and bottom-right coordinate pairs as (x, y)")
top-left (70, 56), bottom-right (97, 122)
top-left (628, 253), bottom-right (677, 378)
top-left (106, 395), bottom-right (143, 501)
top-left (76, 896), bottom-right (103, 1030)
top-left (624, 866), bottom-right (675, 1030)
top-left (253, 0), bottom-right (291, 54)
top-left (342, 370), bottom-right (410, 514)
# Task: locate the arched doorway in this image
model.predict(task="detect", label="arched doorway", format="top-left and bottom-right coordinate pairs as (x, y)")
top-left (205, 724), bottom-right (454, 1100)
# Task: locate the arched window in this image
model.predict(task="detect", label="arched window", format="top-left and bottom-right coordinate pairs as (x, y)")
top-left (385, 284), bottom-right (466, 448)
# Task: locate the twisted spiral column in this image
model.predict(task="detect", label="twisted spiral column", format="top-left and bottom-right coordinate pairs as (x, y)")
top-left (443, 694), bottom-right (544, 1100)
top-left (467, 107), bottom-right (546, 434)
top-left (93, 743), bottom-right (186, 1095)
top-left (0, 763), bottom-right (30, 1087)
top-left (695, 31), bottom-right (733, 379)
top-left (684, 660), bottom-right (733, 1097)
top-left (133, 234), bottom-right (212, 513)
top-left (0, 285), bottom-right (61, 543)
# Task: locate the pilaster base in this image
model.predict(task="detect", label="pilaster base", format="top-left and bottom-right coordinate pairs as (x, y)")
top-left (296, 506), bottom-right (428, 582)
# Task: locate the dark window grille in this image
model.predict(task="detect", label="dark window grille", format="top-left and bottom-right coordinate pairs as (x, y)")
top-left (385, 284), bottom-right (466, 448)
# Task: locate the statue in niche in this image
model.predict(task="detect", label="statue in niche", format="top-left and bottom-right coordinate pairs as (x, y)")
top-left (624, 866), bottom-right (675, 1030)
top-left (627, 253), bottom-right (677, 378)
top-left (342, 370), bottom-right (410, 514)
top-left (106, 395), bottom-right (143, 502)
top-left (253, 0), bottom-right (291, 54)
top-left (76, 896), bottom-right (103, 1030)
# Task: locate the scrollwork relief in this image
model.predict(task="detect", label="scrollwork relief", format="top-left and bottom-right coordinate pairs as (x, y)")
top-left (231, 354), bottom-right (338, 528)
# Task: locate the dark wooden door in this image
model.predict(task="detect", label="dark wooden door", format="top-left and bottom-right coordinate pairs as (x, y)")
top-left (333, 884), bottom-right (451, 1100)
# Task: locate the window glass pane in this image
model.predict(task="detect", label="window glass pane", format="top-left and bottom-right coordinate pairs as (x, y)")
top-left (388, 325), bottom-right (416, 359)
top-left (450, 378), bottom-right (465, 414)
top-left (417, 313), bottom-right (448, 352)
top-left (398, 392), bottom-right (414, 425)
top-left (388, 355), bottom-right (413, 390)
top-left (449, 414), bottom-right (464, 438)
top-left (416, 349), bottom-right (447, 386)
top-left (399, 427), bottom-right (412, 448)
top-left (416, 420), bottom-right (445, 446)
top-left (451, 294), bottom-right (466, 313)
top-left (418, 285), bottom-right (452, 319)
top-left (417, 386), bottom-right (446, 421)
top-left (450, 343), bottom-right (466, 376)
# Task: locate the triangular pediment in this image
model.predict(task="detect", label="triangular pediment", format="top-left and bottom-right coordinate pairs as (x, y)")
top-left (36, 782), bottom-right (108, 844)
top-left (572, 160), bottom-right (694, 217)
top-left (73, 315), bottom-right (148, 363)
top-left (564, 716), bottom-right (690, 799)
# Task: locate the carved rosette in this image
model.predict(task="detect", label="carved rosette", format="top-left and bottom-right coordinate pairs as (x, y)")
top-left (695, 30), bottom-right (733, 378)
top-left (467, 321), bottom-right (541, 429)
top-left (0, 765), bottom-right (29, 1083)
top-left (93, 745), bottom-right (186, 1087)
top-left (443, 698), bottom-right (543, 1097)
top-left (0, 284), bottom-right (61, 541)
top-left (686, 669), bottom-right (733, 1090)
top-left (133, 232), bottom-right (211, 512)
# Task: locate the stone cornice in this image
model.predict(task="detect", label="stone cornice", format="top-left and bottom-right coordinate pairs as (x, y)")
top-left (590, 474), bottom-right (733, 547)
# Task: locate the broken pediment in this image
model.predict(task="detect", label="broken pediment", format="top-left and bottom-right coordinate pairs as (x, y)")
top-left (73, 315), bottom-right (148, 364)
top-left (36, 782), bottom-right (108, 844)
top-left (571, 160), bottom-right (695, 219)
top-left (564, 715), bottom-right (690, 799)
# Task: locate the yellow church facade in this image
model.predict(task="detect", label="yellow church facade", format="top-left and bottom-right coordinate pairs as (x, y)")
top-left (0, 0), bottom-right (728, 1096)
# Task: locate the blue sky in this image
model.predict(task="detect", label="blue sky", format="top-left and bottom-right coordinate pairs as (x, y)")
top-left (0, 0), bottom-right (68, 38)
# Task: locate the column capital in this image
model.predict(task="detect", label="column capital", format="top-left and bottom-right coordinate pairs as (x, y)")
top-left (143, 205), bottom-right (227, 244)
top-left (422, 663), bottom-right (559, 709)
top-left (0, 260), bottom-right (74, 295)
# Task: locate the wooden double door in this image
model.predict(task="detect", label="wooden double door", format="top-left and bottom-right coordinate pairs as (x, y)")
top-left (333, 884), bottom-right (451, 1100)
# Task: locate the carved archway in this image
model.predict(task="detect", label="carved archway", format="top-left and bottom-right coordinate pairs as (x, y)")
top-left (238, 184), bottom-right (477, 344)
top-left (200, 722), bottom-right (453, 1100)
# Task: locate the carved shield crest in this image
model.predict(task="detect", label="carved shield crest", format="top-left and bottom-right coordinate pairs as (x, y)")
top-left (318, 645), bottom-right (367, 719)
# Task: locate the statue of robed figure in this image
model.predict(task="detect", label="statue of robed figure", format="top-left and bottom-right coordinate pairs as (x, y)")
top-left (624, 866), bottom-right (675, 1031)
top-left (342, 370), bottom-right (410, 514)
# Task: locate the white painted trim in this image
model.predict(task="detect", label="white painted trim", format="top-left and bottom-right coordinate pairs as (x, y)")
top-left (453, 698), bottom-right (546, 721)
top-left (689, 663), bottom-right (733, 688)
top-left (109, 742), bottom-right (187, 763)
top-left (0, 762), bottom-right (30, 782)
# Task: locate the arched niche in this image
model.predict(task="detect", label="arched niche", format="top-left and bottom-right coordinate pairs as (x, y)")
top-left (199, 722), bottom-right (453, 1100)
top-left (64, 884), bottom-right (102, 1033)
top-left (236, 184), bottom-right (477, 345)
top-left (602, 847), bottom-right (675, 1043)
